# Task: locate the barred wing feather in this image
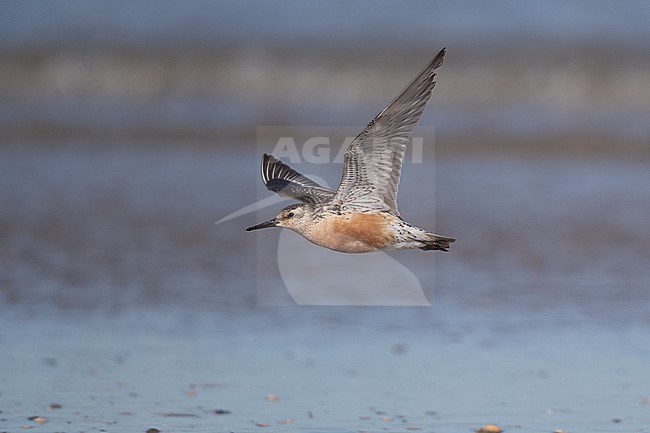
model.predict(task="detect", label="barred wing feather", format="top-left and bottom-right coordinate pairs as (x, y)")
top-left (333, 48), bottom-right (446, 215)
top-left (261, 153), bottom-right (335, 204)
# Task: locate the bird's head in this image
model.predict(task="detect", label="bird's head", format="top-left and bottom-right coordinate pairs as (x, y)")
top-left (245, 203), bottom-right (310, 232)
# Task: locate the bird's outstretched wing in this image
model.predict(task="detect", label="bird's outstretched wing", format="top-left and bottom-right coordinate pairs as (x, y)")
top-left (261, 153), bottom-right (335, 204)
top-left (332, 48), bottom-right (446, 215)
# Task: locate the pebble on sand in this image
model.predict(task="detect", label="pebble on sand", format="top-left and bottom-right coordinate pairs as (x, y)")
top-left (476, 425), bottom-right (502, 433)
top-left (28, 416), bottom-right (47, 425)
top-left (160, 412), bottom-right (196, 417)
top-left (277, 418), bottom-right (293, 424)
top-left (146, 429), bottom-right (161, 433)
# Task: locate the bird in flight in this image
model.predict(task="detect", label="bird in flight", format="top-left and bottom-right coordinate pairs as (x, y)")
top-left (246, 48), bottom-right (455, 253)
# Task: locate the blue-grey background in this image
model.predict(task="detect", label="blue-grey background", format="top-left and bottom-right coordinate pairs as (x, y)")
top-left (1, 1), bottom-right (649, 432)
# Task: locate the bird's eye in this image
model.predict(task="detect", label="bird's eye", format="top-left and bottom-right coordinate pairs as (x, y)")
top-left (287, 212), bottom-right (294, 218)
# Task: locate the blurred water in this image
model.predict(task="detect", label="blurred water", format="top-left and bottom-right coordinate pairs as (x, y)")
top-left (2, 1), bottom-right (650, 150)
top-left (2, 125), bottom-right (650, 432)
top-left (1, 147), bottom-right (648, 319)
top-left (2, 0), bottom-right (650, 49)
top-left (2, 307), bottom-right (650, 433)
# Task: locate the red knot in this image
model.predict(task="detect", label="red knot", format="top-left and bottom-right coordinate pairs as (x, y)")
top-left (247, 48), bottom-right (455, 254)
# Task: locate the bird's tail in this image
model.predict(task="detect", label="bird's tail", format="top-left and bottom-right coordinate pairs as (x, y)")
top-left (419, 233), bottom-right (456, 252)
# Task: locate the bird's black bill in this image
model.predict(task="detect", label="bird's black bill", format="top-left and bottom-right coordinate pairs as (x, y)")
top-left (245, 218), bottom-right (277, 231)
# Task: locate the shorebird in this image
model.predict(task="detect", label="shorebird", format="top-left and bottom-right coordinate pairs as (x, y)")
top-left (246, 48), bottom-right (455, 253)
